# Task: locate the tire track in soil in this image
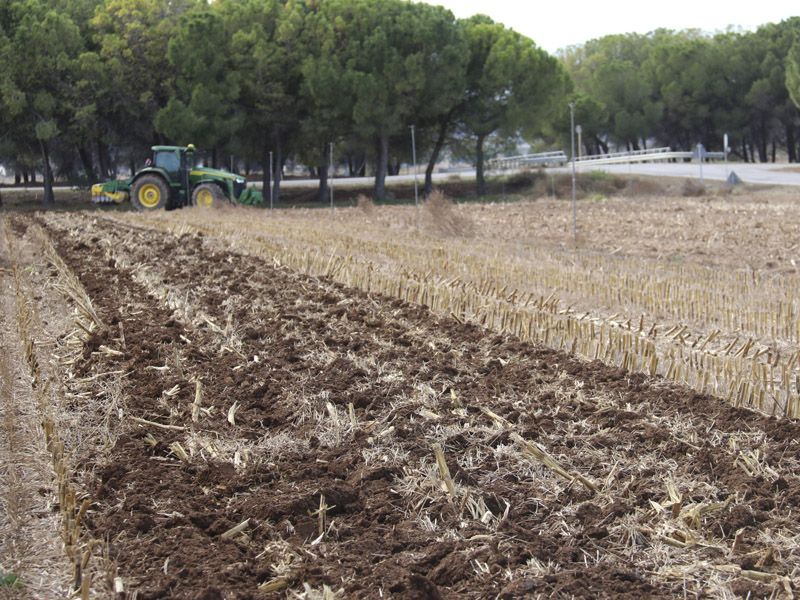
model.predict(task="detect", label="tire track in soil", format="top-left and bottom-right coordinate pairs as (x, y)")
top-left (25, 211), bottom-right (800, 600)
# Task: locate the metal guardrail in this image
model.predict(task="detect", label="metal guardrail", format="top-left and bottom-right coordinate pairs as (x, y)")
top-left (488, 151), bottom-right (568, 170)
top-left (484, 146), bottom-right (726, 172)
top-left (438, 166), bottom-right (475, 173)
top-left (573, 147), bottom-right (725, 166)
top-left (574, 147), bottom-right (678, 165)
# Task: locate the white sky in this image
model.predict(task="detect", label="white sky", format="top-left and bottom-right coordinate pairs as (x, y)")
top-left (420, 0), bottom-right (798, 54)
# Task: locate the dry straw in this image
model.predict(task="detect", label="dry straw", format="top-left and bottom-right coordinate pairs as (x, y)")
top-left (29, 209), bottom-right (800, 598)
top-left (3, 217), bottom-right (103, 598)
top-left (422, 189), bottom-right (475, 237)
top-left (103, 207), bottom-right (800, 418)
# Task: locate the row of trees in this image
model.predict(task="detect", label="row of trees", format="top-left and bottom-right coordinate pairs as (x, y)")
top-left (561, 19), bottom-right (800, 163)
top-left (3, 0), bottom-right (800, 205)
top-left (0, 0), bottom-right (569, 203)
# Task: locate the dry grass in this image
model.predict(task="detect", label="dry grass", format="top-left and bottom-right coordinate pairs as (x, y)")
top-left (107, 186), bottom-right (800, 418)
top-left (421, 189), bottom-right (475, 237)
top-left (21, 208), bottom-right (800, 598)
top-left (0, 218), bottom-right (80, 599)
top-left (357, 194), bottom-right (375, 218)
top-left (680, 178), bottom-right (710, 197)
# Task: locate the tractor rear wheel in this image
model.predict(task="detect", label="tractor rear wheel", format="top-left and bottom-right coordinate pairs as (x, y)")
top-left (131, 175), bottom-right (169, 211)
top-left (192, 183), bottom-right (225, 208)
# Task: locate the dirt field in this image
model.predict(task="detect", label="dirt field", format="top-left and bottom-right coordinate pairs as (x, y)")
top-left (2, 189), bottom-right (800, 599)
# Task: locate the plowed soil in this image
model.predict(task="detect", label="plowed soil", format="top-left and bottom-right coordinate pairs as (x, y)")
top-left (3, 210), bottom-right (800, 599)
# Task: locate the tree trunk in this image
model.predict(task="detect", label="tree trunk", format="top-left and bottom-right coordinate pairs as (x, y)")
top-left (78, 144), bottom-right (97, 182)
top-left (373, 133), bottom-right (388, 202)
top-left (271, 128), bottom-right (282, 205)
top-left (316, 144), bottom-right (329, 204)
top-left (347, 149), bottom-right (366, 177)
top-left (786, 125), bottom-right (797, 163)
top-left (39, 138), bottom-right (54, 205)
top-left (757, 136), bottom-right (767, 163)
top-left (424, 118), bottom-right (449, 196)
top-left (97, 140), bottom-right (108, 178)
top-left (797, 130), bottom-right (800, 164)
top-left (475, 133), bottom-right (486, 197)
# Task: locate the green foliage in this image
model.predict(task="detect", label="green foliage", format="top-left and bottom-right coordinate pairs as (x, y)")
top-left (1, 0), bottom-right (86, 201)
top-left (787, 41), bottom-right (800, 110)
top-left (0, 572), bottom-right (22, 589)
top-left (3, 0), bottom-right (800, 203)
top-left (91, 0), bottom-right (193, 150)
top-left (298, 0), bottom-right (469, 200)
top-left (458, 15), bottom-right (571, 195)
top-left (563, 21), bottom-right (800, 162)
top-left (154, 9), bottom-right (242, 161)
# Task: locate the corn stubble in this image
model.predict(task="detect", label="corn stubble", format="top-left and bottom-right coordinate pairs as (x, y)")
top-left (1, 217), bottom-right (107, 598)
top-left (118, 192), bottom-right (800, 419)
top-left (15, 201), bottom-right (800, 599)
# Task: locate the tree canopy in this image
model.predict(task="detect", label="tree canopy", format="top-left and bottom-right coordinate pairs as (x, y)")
top-left (2, 0), bottom-right (800, 206)
top-left (561, 21), bottom-right (800, 162)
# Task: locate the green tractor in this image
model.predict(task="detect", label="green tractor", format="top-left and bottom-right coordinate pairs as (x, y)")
top-left (91, 144), bottom-right (263, 210)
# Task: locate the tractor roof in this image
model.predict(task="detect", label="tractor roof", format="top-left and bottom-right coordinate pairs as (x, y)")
top-left (151, 145), bottom-right (196, 153)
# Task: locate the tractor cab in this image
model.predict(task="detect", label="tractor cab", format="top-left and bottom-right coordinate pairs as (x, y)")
top-left (152, 148), bottom-right (181, 174)
top-left (152, 144), bottom-right (195, 175)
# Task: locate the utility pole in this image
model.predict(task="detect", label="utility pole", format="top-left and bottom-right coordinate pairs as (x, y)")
top-left (569, 102), bottom-right (577, 245)
top-left (724, 133), bottom-right (729, 200)
top-left (329, 142), bottom-right (334, 218)
top-left (269, 151), bottom-right (273, 213)
top-left (410, 125), bottom-right (419, 227)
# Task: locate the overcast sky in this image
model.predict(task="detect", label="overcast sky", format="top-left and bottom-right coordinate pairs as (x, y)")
top-left (419, 0), bottom-right (798, 54)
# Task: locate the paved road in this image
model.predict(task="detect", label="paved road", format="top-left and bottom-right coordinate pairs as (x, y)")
top-left (583, 161), bottom-right (800, 186)
top-left (281, 162), bottom-right (800, 188)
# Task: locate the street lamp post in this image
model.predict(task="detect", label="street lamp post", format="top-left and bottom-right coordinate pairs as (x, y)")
top-left (269, 151), bottom-right (273, 213)
top-left (410, 125), bottom-right (419, 227)
top-left (724, 133), bottom-right (729, 200)
top-left (569, 102), bottom-right (577, 245)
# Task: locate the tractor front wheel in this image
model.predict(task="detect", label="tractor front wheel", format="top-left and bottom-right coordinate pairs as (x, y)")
top-left (192, 183), bottom-right (225, 208)
top-left (131, 175), bottom-right (169, 211)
